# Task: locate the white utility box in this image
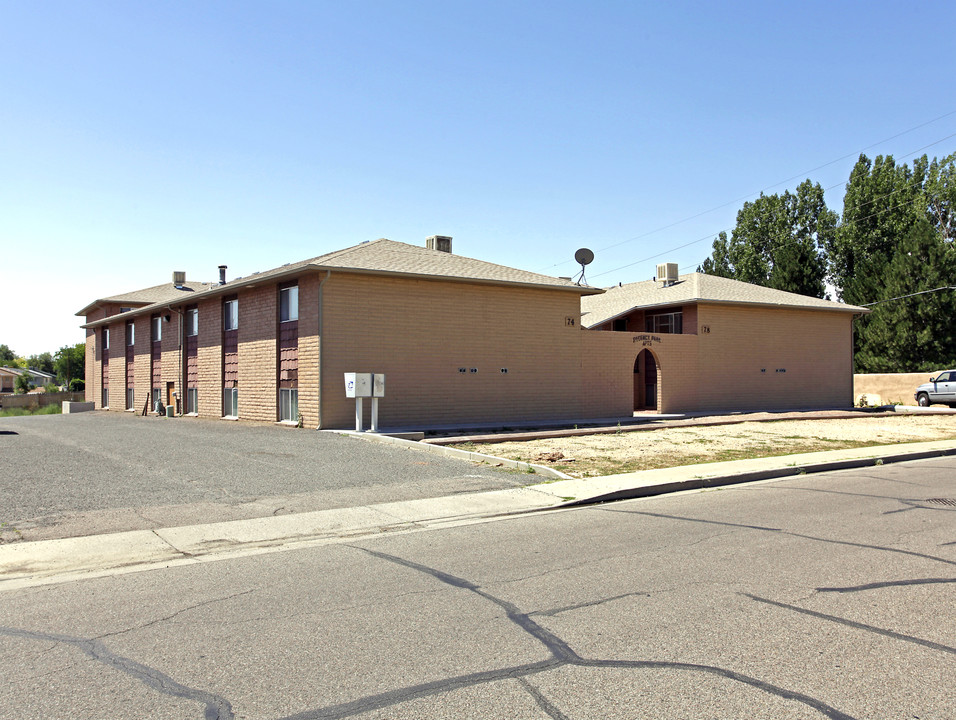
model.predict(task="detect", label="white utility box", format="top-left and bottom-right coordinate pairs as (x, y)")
top-left (344, 372), bottom-right (373, 398)
top-left (372, 373), bottom-right (385, 397)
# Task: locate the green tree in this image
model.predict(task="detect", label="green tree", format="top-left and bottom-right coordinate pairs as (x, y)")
top-left (856, 218), bottom-right (956, 372)
top-left (27, 351), bottom-right (55, 375)
top-left (698, 232), bottom-right (733, 278)
top-left (0, 344), bottom-right (15, 364)
top-left (827, 154), bottom-right (927, 307)
top-left (14, 372), bottom-right (33, 394)
top-left (54, 343), bottom-right (86, 386)
top-left (699, 180), bottom-right (835, 297)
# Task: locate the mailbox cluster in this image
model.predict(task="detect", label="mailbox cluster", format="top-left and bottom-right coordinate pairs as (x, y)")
top-left (344, 373), bottom-right (385, 431)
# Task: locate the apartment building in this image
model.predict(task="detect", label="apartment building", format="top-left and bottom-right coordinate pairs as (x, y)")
top-left (78, 244), bottom-right (867, 428)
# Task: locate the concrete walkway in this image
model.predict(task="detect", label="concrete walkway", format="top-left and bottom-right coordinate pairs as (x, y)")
top-left (3, 430), bottom-right (956, 591)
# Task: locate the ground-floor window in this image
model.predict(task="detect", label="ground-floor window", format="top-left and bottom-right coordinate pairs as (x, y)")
top-left (102, 389), bottom-right (109, 408)
top-left (152, 387), bottom-right (161, 412)
top-left (223, 388), bottom-right (238, 418)
top-left (126, 389), bottom-right (134, 410)
top-left (279, 388), bottom-right (298, 422)
top-left (187, 388), bottom-right (198, 414)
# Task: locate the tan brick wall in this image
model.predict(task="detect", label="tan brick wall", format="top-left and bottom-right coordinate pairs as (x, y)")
top-left (319, 273), bottom-right (585, 428)
top-left (106, 319), bottom-right (125, 411)
top-left (159, 312), bottom-right (182, 410)
top-left (132, 316), bottom-right (151, 413)
top-left (693, 303), bottom-right (854, 411)
top-left (297, 274), bottom-right (321, 427)
top-left (579, 330), bottom-right (700, 415)
top-left (237, 285), bottom-right (278, 422)
top-left (196, 298), bottom-right (223, 417)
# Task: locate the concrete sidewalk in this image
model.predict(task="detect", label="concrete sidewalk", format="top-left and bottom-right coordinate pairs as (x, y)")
top-left (3, 437), bottom-right (955, 592)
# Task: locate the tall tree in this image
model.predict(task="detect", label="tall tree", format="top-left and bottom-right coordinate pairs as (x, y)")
top-left (54, 343), bottom-right (86, 386)
top-left (27, 351), bottom-right (55, 375)
top-left (0, 344), bottom-right (15, 364)
top-left (856, 217), bottom-right (956, 372)
top-left (827, 154), bottom-right (927, 307)
top-left (698, 179), bottom-right (835, 297)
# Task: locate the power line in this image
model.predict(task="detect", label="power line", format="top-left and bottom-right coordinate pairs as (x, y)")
top-left (548, 111), bottom-right (956, 279)
top-left (861, 286), bottom-right (956, 307)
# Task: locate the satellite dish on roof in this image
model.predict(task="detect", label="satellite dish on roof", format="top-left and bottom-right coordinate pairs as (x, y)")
top-left (573, 247), bottom-right (594, 286)
top-left (574, 248), bottom-right (594, 266)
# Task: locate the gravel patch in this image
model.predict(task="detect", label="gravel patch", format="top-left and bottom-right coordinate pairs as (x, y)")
top-left (454, 415), bottom-right (956, 477)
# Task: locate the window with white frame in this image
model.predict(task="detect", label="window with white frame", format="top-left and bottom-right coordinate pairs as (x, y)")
top-left (102, 388), bottom-right (109, 407)
top-left (126, 388), bottom-right (134, 410)
top-left (279, 285), bottom-right (298, 322)
top-left (186, 308), bottom-right (198, 336)
top-left (187, 388), bottom-right (198, 414)
top-left (103, 328), bottom-right (110, 350)
top-left (279, 388), bottom-right (298, 422)
top-left (127, 322), bottom-right (135, 345)
top-left (645, 311), bottom-right (683, 334)
top-left (151, 316), bottom-right (162, 342)
top-left (152, 387), bottom-right (161, 411)
top-left (223, 387), bottom-right (238, 417)
top-left (224, 300), bottom-right (238, 331)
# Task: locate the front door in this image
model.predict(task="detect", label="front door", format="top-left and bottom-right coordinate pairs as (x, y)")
top-left (644, 351), bottom-right (657, 410)
top-left (634, 350), bottom-right (658, 411)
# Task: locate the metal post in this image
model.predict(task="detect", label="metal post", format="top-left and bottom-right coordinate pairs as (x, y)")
top-left (355, 397), bottom-right (363, 432)
top-left (370, 397), bottom-right (379, 433)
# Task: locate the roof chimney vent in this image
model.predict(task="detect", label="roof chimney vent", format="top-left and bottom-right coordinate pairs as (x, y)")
top-left (172, 271), bottom-right (186, 288)
top-left (218, 265), bottom-right (227, 285)
top-left (426, 235), bottom-right (453, 253)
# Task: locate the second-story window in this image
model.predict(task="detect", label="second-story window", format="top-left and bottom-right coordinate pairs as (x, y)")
top-left (103, 328), bottom-right (110, 350)
top-left (127, 322), bottom-right (135, 346)
top-left (151, 316), bottom-right (162, 342)
top-left (645, 311), bottom-right (683, 334)
top-left (279, 286), bottom-right (298, 322)
top-left (224, 299), bottom-right (238, 331)
top-left (186, 309), bottom-right (198, 336)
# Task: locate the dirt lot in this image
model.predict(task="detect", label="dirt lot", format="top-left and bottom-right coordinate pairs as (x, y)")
top-left (452, 414), bottom-right (956, 477)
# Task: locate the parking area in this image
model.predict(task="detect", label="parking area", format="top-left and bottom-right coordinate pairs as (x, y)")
top-left (0, 412), bottom-right (524, 542)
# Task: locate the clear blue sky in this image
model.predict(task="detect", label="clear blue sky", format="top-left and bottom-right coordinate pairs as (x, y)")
top-left (3, 0), bottom-right (955, 356)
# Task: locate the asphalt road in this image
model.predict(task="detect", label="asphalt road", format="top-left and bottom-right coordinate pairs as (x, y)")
top-left (0, 412), bottom-right (524, 541)
top-left (1, 456), bottom-right (953, 719)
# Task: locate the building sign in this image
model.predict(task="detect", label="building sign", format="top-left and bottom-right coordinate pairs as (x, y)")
top-left (632, 334), bottom-right (662, 346)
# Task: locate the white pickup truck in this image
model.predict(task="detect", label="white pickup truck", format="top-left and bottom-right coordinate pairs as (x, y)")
top-left (915, 370), bottom-right (956, 407)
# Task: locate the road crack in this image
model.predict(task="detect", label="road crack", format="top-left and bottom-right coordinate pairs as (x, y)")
top-left (0, 626), bottom-right (235, 719)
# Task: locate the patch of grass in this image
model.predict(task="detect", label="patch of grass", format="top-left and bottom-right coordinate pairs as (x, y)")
top-left (0, 404), bottom-right (61, 417)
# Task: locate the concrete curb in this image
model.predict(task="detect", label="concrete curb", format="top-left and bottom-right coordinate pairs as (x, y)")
top-left (531, 440), bottom-right (956, 507)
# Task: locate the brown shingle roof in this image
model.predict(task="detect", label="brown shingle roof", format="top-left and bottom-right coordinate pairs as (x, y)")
top-left (581, 272), bottom-right (868, 328)
top-left (75, 281), bottom-right (220, 317)
top-left (79, 239), bottom-right (602, 326)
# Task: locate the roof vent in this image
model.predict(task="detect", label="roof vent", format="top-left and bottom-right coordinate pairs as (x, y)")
top-left (656, 263), bottom-right (679, 286)
top-left (426, 235), bottom-right (453, 253)
top-left (218, 265), bottom-right (227, 285)
top-left (172, 271), bottom-right (186, 288)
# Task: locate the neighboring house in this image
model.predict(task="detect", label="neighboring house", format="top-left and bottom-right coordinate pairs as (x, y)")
top-left (0, 367), bottom-right (20, 394)
top-left (25, 368), bottom-right (56, 388)
top-left (1, 367), bottom-right (57, 393)
top-left (79, 237), bottom-right (603, 428)
top-left (579, 271), bottom-right (869, 413)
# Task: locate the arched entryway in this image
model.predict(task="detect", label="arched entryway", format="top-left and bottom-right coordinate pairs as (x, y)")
top-left (633, 349), bottom-right (659, 411)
